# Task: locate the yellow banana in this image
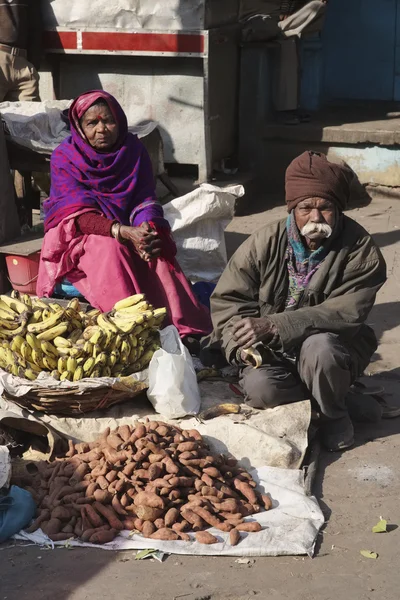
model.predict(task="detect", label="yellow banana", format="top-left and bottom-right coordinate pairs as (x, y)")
top-left (11, 335), bottom-right (25, 353)
top-left (58, 356), bottom-right (68, 373)
top-left (25, 360), bottom-right (41, 374)
top-left (128, 347), bottom-right (137, 363)
top-left (116, 300), bottom-right (151, 314)
top-left (37, 322), bottom-right (69, 341)
top-left (90, 368), bottom-right (102, 378)
top-left (28, 309), bottom-right (43, 325)
top-left (67, 298), bottom-right (81, 312)
top-left (20, 341), bottom-right (31, 360)
top-left (70, 318), bottom-right (83, 331)
top-left (86, 308), bottom-right (100, 320)
top-left (83, 357), bottom-right (95, 375)
top-left (67, 357), bottom-right (77, 372)
top-left (108, 350), bottom-right (119, 368)
top-left (0, 316), bottom-right (20, 331)
top-left (113, 294), bottom-right (145, 311)
top-left (21, 295), bottom-right (32, 309)
top-left (10, 290), bottom-right (20, 299)
top-left (73, 366), bottom-right (84, 382)
top-left (24, 369), bottom-right (38, 381)
top-left (27, 311), bottom-right (64, 334)
top-left (97, 313), bottom-right (119, 334)
top-left (43, 355), bottom-right (57, 371)
top-left (0, 308), bottom-right (18, 321)
top-left (50, 370), bottom-right (60, 380)
top-left (94, 352), bottom-right (107, 367)
top-left (31, 349), bottom-right (45, 368)
top-left (0, 294), bottom-right (30, 315)
top-left (60, 371), bottom-right (73, 382)
top-left (102, 366), bottom-right (112, 377)
top-left (42, 308), bottom-right (51, 320)
top-left (92, 344), bottom-right (102, 358)
top-left (40, 341), bottom-right (59, 358)
top-left (89, 329), bottom-right (104, 345)
top-left (120, 340), bottom-right (131, 364)
top-left (53, 336), bottom-right (72, 348)
top-left (26, 332), bottom-right (40, 351)
top-left (83, 325), bottom-right (101, 341)
top-left (69, 328), bottom-right (83, 344)
top-left (111, 363), bottom-right (124, 377)
top-left (83, 341), bottom-right (94, 355)
top-left (48, 302), bottom-right (64, 314)
top-left (32, 298), bottom-right (48, 310)
top-left (152, 307), bottom-right (167, 320)
top-left (14, 352), bottom-right (26, 369)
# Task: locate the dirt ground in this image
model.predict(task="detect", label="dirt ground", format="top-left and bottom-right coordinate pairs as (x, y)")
top-left (2, 192), bottom-right (400, 600)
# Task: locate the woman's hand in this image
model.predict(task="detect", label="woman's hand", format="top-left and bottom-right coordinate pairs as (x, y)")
top-left (120, 222), bottom-right (162, 261)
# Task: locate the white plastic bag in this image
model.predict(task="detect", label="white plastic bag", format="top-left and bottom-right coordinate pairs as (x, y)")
top-left (147, 326), bottom-right (201, 419)
top-left (164, 183), bottom-right (244, 282)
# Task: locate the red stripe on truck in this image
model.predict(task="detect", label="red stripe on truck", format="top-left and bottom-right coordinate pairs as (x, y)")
top-left (43, 31), bottom-right (78, 50)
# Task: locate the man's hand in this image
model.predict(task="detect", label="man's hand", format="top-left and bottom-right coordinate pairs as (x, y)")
top-left (120, 222), bottom-right (162, 261)
top-left (232, 317), bottom-right (277, 349)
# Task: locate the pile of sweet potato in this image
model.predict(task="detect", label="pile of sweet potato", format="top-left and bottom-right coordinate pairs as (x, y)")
top-left (24, 420), bottom-right (272, 545)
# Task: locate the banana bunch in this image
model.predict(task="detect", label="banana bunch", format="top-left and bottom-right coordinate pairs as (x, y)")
top-left (0, 292), bottom-right (166, 382)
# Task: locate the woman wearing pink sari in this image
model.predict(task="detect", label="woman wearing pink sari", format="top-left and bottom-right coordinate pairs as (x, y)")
top-left (37, 90), bottom-right (211, 343)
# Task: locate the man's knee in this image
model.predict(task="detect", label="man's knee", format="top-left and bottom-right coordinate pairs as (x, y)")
top-left (299, 333), bottom-right (351, 373)
top-left (241, 368), bottom-right (282, 409)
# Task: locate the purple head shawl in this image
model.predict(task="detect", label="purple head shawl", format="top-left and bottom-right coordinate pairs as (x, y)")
top-left (43, 90), bottom-right (167, 232)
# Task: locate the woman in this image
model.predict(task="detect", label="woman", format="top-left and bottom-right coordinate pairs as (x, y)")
top-left (37, 90), bottom-right (211, 340)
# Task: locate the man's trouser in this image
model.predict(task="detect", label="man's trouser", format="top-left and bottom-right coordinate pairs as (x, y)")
top-left (240, 333), bottom-right (371, 421)
top-left (0, 50), bottom-right (40, 102)
top-left (242, 1), bottom-right (326, 111)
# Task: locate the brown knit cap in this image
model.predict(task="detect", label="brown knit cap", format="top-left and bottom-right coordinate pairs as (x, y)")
top-left (285, 151), bottom-right (354, 212)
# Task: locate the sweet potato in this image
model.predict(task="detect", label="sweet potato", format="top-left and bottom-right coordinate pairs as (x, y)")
top-left (151, 478), bottom-right (172, 489)
top-left (43, 518), bottom-right (62, 535)
top-left (134, 491), bottom-right (164, 509)
top-left (121, 517), bottom-right (136, 530)
top-left (191, 506), bottom-right (232, 532)
top-left (81, 525), bottom-right (110, 542)
top-left (69, 463), bottom-right (89, 486)
top-left (135, 506), bottom-right (163, 522)
top-left (25, 509), bottom-right (51, 533)
top-left (216, 499), bottom-right (240, 513)
top-left (233, 479), bottom-right (257, 505)
top-left (186, 429), bottom-right (203, 442)
top-left (261, 494), bottom-right (273, 511)
top-left (142, 521), bottom-right (156, 538)
top-left (112, 495), bottom-right (128, 516)
top-left (148, 463), bottom-right (164, 481)
top-left (229, 529), bottom-right (241, 546)
top-left (177, 531), bottom-right (191, 542)
top-left (93, 489), bottom-right (112, 504)
top-left (168, 490), bottom-right (181, 501)
top-left (154, 518), bottom-right (165, 529)
top-left (88, 459), bottom-right (100, 470)
top-left (122, 463), bottom-right (136, 477)
top-left (172, 520), bottom-right (189, 533)
top-left (134, 424), bottom-right (147, 439)
top-left (75, 442), bottom-right (91, 454)
top-left (150, 528), bottom-right (178, 541)
top-left (51, 506), bottom-right (73, 521)
top-left (177, 442), bottom-right (198, 453)
top-left (74, 480), bottom-right (91, 492)
top-left (93, 502), bottom-right (124, 530)
top-left (62, 492), bottom-right (84, 504)
top-left (235, 522), bottom-right (262, 532)
top-left (168, 477), bottom-right (194, 488)
top-left (181, 509), bottom-right (204, 531)
top-left (86, 482), bottom-right (98, 497)
top-left (61, 524), bottom-right (75, 534)
top-left (84, 504), bottom-right (104, 528)
top-left (91, 463), bottom-right (108, 478)
top-left (194, 479), bottom-right (205, 492)
top-left (107, 433), bottom-right (124, 450)
top-left (203, 467), bottom-right (222, 479)
top-left (102, 446), bottom-right (127, 465)
top-left (89, 529), bottom-right (117, 544)
top-left (195, 531), bottom-right (218, 545)
top-left (65, 440), bottom-right (76, 458)
top-left (105, 469), bottom-right (118, 483)
top-left (97, 475), bottom-right (109, 491)
top-left (74, 517), bottom-right (83, 537)
top-left (120, 493), bottom-right (130, 507)
top-left (164, 508), bottom-right (180, 528)
top-left (133, 518), bottom-right (144, 531)
top-left (118, 425), bottom-right (131, 443)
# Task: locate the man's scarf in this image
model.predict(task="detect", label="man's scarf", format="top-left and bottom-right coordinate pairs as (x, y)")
top-left (285, 212), bottom-right (329, 309)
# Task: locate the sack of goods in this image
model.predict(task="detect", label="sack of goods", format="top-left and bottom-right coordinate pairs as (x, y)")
top-left (0, 292), bottom-right (166, 382)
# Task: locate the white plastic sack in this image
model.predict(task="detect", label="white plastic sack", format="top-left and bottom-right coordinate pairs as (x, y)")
top-left (147, 326), bottom-right (201, 419)
top-left (164, 183), bottom-right (244, 282)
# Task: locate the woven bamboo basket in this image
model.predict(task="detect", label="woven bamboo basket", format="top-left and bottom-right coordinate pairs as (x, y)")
top-left (3, 380), bottom-right (148, 416)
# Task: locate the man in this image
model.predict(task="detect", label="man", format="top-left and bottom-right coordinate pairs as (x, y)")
top-left (0, 0), bottom-right (42, 101)
top-left (240, 1), bottom-right (327, 124)
top-left (209, 152), bottom-right (386, 452)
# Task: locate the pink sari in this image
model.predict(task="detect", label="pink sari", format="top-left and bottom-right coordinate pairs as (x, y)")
top-left (37, 212), bottom-right (212, 338)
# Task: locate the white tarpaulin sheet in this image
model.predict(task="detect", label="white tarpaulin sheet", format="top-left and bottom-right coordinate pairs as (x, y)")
top-left (42, 0), bottom-right (238, 32)
top-left (16, 466), bottom-right (324, 557)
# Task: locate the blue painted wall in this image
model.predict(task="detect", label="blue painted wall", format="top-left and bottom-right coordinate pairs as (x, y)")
top-left (322, 0), bottom-right (398, 101)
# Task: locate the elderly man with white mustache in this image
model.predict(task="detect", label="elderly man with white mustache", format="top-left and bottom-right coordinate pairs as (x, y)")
top-left (206, 151), bottom-right (387, 451)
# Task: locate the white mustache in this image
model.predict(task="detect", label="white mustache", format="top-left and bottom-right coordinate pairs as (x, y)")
top-left (301, 222), bottom-right (333, 240)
